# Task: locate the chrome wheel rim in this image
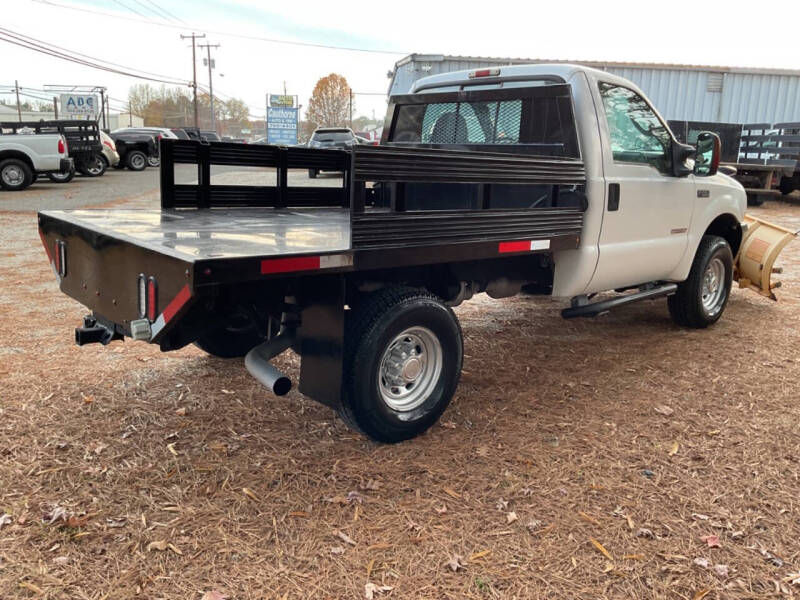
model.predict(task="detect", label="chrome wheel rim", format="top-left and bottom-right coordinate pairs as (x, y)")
top-left (50, 171), bottom-right (71, 181)
top-left (87, 158), bottom-right (103, 175)
top-left (378, 326), bottom-right (442, 412)
top-left (701, 257), bottom-right (726, 313)
top-left (2, 165), bottom-right (24, 186)
top-left (148, 156), bottom-right (160, 167)
top-left (131, 154), bottom-right (145, 169)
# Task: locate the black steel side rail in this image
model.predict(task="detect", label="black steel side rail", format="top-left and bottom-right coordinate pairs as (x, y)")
top-left (352, 209), bottom-right (583, 250)
top-left (351, 145), bottom-right (586, 185)
top-left (160, 138), bottom-right (351, 209)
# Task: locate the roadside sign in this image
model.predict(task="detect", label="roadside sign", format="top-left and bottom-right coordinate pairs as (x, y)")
top-left (267, 106), bottom-right (298, 145)
top-left (269, 95), bottom-right (294, 108)
top-left (59, 94), bottom-right (98, 118)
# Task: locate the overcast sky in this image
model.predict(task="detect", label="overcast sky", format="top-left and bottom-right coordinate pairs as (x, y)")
top-left (3, 0), bottom-right (800, 123)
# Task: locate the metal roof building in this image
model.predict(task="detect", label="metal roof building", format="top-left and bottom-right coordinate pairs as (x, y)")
top-left (387, 54), bottom-right (800, 124)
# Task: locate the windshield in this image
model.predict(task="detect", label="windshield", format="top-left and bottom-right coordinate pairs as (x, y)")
top-left (313, 131), bottom-right (352, 142)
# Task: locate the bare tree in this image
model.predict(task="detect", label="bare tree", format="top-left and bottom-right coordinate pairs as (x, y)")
top-left (306, 73), bottom-right (352, 128)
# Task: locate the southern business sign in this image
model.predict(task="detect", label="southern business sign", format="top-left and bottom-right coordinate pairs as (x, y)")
top-left (59, 94), bottom-right (98, 118)
top-left (267, 94), bottom-right (298, 145)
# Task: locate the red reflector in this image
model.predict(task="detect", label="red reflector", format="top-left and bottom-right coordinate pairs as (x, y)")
top-left (162, 284), bottom-right (191, 323)
top-left (58, 138), bottom-right (65, 154)
top-left (470, 68), bottom-right (500, 79)
top-left (260, 256), bottom-right (320, 275)
top-left (146, 277), bottom-right (157, 321)
top-left (498, 240), bottom-right (531, 253)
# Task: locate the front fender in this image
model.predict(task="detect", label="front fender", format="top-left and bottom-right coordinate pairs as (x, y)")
top-left (667, 177), bottom-right (746, 282)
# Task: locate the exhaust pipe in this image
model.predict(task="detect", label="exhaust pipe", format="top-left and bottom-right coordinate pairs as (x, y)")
top-left (244, 330), bottom-right (295, 396)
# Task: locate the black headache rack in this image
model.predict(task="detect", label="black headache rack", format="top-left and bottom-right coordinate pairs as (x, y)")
top-left (158, 138), bottom-right (586, 259)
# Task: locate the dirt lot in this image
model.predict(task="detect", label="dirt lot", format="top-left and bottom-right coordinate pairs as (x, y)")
top-left (2, 184), bottom-right (800, 599)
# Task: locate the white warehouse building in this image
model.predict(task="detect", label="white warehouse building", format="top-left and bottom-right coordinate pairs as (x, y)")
top-left (387, 54), bottom-right (800, 125)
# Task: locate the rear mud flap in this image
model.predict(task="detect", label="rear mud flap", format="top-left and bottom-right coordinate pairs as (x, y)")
top-left (735, 215), bottom-right (797, 300)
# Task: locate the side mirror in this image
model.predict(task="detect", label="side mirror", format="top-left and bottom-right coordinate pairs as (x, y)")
top-left (694, 131), bottom-right (721, 177)
top-left (671, 141), bottom-right (695, 177)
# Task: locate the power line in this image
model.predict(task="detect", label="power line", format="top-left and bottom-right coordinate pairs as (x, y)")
top-left (138, 0), bottom-right (186, 24)
top-left (0, 26), bottom-right (188, 84)
top-left (29, 0), bottom-right (408, 55)
top-left (0, 27), bottom-right (189, 86)
top-left (111, 0), bottom-right (148, 19)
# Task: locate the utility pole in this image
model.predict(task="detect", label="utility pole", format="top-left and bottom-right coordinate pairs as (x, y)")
top-left (181, 32), bottom-right (205, 128)
top-left (15, 80), bottom-right (22, 121)
top-left (53, 97), bottom-right (59, 119)
top-left (349, 89), bottom-right (353, 128)
top-left (199, 42), bottom-right (220, 131)
top-left (99, 88), bottom-right (107, 129)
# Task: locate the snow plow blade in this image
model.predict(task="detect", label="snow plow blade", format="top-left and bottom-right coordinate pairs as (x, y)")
top-left (735, 215), bottom-right (797, 300)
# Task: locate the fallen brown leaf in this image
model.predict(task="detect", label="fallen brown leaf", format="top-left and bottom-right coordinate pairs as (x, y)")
top-left (334, 530), bottom-right (356, 546)
top-left (446, 555), bottom-right (466, 572)
top-left (589, 537), bottom-right (613, 560)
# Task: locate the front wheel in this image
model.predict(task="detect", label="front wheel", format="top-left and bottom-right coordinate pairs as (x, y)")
top-left (126, 150), bottom-right (147, 171)
top-left (668, 235), bottom-right (733, 328)
top-left (340, 287), bottom-right (463, 443)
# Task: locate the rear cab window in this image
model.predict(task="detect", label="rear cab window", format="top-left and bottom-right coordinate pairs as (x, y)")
top-left (381, 84), bottom-right (584, 211)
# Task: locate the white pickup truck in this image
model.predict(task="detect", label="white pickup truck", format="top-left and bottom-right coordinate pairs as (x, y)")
top-left (38, 64), bottom-right (793, 442)
top-left (0, 129), bottom-right (73, 191)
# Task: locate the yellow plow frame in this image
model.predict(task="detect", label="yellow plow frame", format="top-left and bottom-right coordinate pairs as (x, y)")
top-left (735, 215), bottom-right (797, 300)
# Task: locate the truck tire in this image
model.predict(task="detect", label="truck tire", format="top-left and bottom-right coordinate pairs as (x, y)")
top-left (668, 235), bottom-right (733, 328)
top-left (194, 312), bottom-right (267, 358)
top-left (339, 287), bottom-right (463, 443)
top-left (148, 155), bottom-right (160, 168)
top-left (308, 168), bottom-right (318, 179)
top-left (0, 158), bottom-right (33, 191)
top-left (82, 154), bottom-right (107, 177)
top-left (779, 176), bottom-right (798, 196)
top-left (47, 168), bottom-right (75, 184)
top-left (126, 150), bottom-right (147, 171)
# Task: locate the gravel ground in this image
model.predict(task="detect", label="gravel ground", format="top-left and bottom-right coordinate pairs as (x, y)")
top-left (1, 177), bottom-right (800, 599)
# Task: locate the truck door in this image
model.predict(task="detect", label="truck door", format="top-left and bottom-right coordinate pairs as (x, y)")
top-left (588, 82), bottom-right (694, 292)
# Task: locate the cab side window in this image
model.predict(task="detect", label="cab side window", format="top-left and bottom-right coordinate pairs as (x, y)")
top-left (598, 83), bottom-right (672, 174)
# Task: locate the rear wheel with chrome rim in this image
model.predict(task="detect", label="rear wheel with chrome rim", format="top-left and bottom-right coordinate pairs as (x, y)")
top-left (340, 287), bottom-right (463, 443)
top-left (668, 235), bottom-right (733, 328)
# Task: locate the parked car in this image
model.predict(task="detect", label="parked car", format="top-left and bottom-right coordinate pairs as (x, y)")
top-left (112, 127), bottom-right (179, 140)
top-left (0, 124), bottom-right (72, 191)
top-left (109, 132), bottom-right (157, 171)
top-left (99, 130), bottom-right (120, 169)
top-left (200, 131), bottom-right (221, 142)
top-left (306, 127), bottom-right (359, 177)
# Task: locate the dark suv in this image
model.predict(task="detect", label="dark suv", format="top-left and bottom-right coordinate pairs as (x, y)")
top-left (306, 128), bottom-right (358, 178)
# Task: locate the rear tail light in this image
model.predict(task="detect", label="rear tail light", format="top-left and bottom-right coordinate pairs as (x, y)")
top-left (469, 68), bottom-right (500, 78)
top-left (146, 277), bottom-right (158, 321)
top-left (58, 138), bottom-right (65, 154)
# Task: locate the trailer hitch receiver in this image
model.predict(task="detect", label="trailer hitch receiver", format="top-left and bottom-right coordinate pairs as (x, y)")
top-left (75, 315), bottom-right (122, 346)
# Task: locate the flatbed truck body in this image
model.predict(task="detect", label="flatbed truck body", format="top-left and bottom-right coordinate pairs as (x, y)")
top-left (39, 65), bottom-right (793, 442)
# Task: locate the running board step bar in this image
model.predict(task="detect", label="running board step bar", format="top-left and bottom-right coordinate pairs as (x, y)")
top-left (562, 283), bottom-right (678, 319)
